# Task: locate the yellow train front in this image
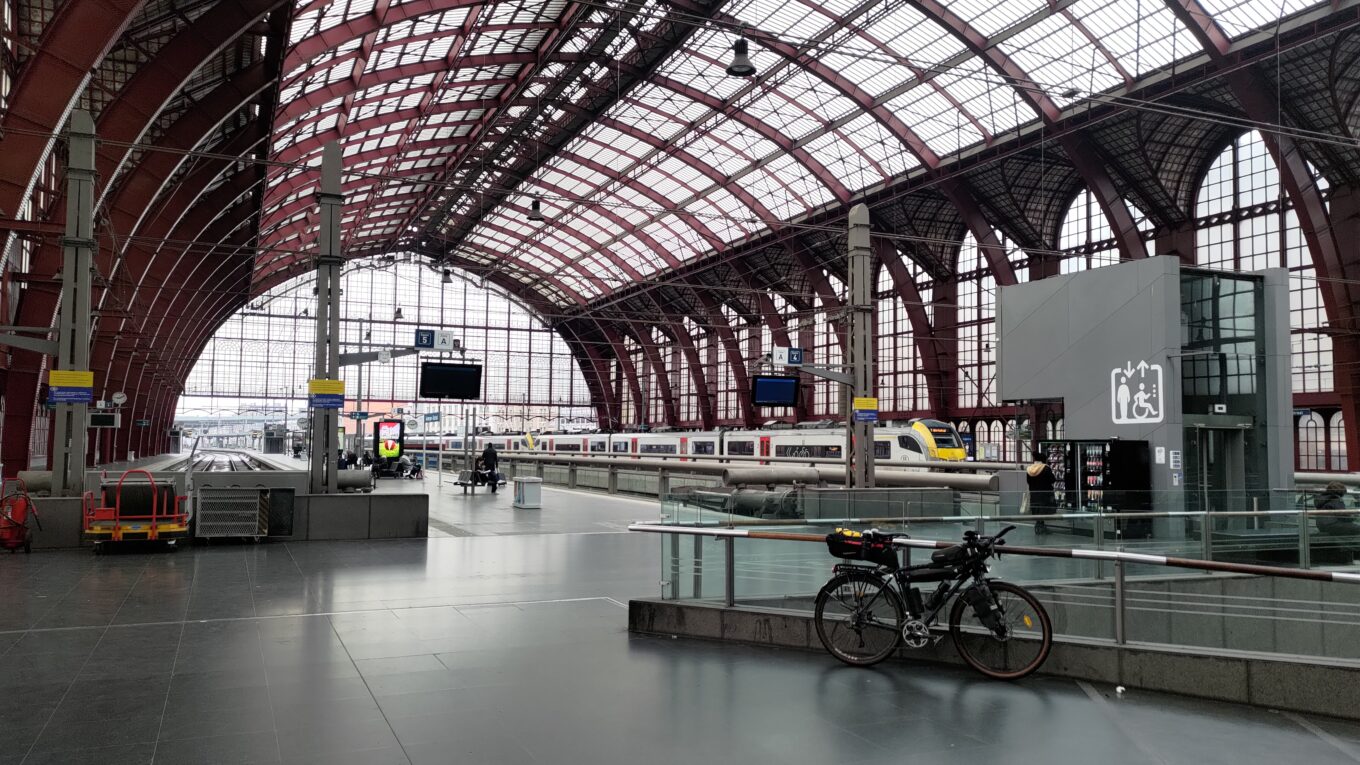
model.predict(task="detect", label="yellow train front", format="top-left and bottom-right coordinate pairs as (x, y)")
top-left (907, 419), bottom-right (968, 461)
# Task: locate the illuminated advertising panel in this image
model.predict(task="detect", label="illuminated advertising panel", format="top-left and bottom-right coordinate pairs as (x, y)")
top-left (375, 419), bottom-right (404, 459)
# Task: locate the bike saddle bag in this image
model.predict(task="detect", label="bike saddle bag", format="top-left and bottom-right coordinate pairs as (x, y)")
top-left (826, 529), bottom-right (899, 568)
top-left (931, 545), bottom-right (968, 565)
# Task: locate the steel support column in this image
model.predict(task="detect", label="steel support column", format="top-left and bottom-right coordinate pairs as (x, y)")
top-left (847, 204), bottom-right (874, 488)
top-left (51, 112), bottom-right (96, 496)
top-left (309, 143), bottom-right (343, 494)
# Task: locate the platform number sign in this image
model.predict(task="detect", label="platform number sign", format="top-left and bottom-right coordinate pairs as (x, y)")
top-left (773, 347), bottom-right (804, 367)
top-left (415, 329), bottom-right (436, 348)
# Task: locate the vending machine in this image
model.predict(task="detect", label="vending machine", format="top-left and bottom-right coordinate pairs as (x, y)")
top-left (1038, 439), bottom-right (1152, 538)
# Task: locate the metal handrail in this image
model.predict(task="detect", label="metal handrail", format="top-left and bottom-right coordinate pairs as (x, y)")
top-left (628, 521), bottom-right (1360, 623)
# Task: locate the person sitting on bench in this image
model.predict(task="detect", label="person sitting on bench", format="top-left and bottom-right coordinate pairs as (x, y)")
top-left (1315, 481), bottom-right (1357, 536)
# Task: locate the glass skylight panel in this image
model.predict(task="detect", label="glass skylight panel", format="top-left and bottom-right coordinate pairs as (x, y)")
top-left (838, 113), bottom-right (921, 176)
top-left (867, 5), bottom-right (966, 66)
top-left (1070, 0), bottom-right (1197, 78)
top-left (682, 131), bottom-right (756, 178)
top-left (643, 217), bottom-right (707, 262)
top-left (819, 50), bottom-right (902, 98)
top-left (727, 0), bottom-right (835, 44)
top-left (740, 85), bottom-right (825, 142)
top-left (936, 58), bottom-right (1034, 135)
top-left (1200, 0), bottom-right (1318, 37)
top-left (651, 155), bottom-right (709, 198)
top-left (946, 0), bottom-right (1047, 38)
top-left (687, 195), bottom-right (757, 244)
top-left (998, 13), bottom-right (1124, 100)
top-left (803, 129), bottom-right (889, 195)
top-left (884, 85), bottom-right (984, 155)
top-left (761, 155), bottom-right (838, 216)
top-left (771, 69), bottom-right (862, 126)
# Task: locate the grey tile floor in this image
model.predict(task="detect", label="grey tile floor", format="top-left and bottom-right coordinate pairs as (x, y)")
top-left (2, 485), bottom-right (1359, 764)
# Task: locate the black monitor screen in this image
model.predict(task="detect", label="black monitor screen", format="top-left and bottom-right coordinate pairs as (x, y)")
top-left (419, 363), bottom-right (483, 399)
top-left (751, 375), bottom-right (800, 407)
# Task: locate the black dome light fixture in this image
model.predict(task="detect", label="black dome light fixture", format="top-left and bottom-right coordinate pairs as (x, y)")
top-left (726, 37), bottom-right (756, 77)
top-left (442, 268), bottom-right (454, 284)
top-left (528, 196), bottom-right (545, 222)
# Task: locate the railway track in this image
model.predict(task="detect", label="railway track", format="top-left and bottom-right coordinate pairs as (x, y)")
top-left (189, 450), bottom-right (265, 472)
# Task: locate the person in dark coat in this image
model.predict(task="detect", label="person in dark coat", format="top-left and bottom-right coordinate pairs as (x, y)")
top-left (1314, 481), bottom-right (1356, 536)
top-left (480, 444), bottom-right (499, 491)
top-left (1026, 451), bottom-right (1058, 535)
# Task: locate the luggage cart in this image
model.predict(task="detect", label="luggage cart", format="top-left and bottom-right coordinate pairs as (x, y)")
top-left (0, 478), bottom-right (40, 553)
top-left (83, 469), bottom-right (189, 552)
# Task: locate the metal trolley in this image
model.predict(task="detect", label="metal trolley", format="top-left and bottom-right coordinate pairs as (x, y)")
top-left (83, 469), bottom-right (189, 551)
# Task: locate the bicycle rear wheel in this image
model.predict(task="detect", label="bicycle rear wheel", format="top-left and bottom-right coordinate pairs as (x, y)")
top-left (949, 580), bottom-right (1052, 680)
top-left (813, 570), bottom-right (903, 667)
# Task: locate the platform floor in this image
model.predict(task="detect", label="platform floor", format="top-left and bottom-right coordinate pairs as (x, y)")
top-left (2, 486), bottom-right (1360, 764)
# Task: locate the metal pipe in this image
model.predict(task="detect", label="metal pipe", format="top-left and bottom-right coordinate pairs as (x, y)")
top-left (496, 449), bottom-right (1022, 471)
top-left (1114, 556), bottom-right (1127, 644)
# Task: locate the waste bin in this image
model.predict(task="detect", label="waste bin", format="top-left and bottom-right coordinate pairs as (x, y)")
top-left (513, 476), bottom-right (542, 509)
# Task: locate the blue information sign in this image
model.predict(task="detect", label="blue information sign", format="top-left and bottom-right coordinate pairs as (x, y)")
top-left (309, 394), bottom-right (344, 409)
top-left (787, 347), bottom-right (804, 365)
top-left (349, 411), bottom-right (369, 420)
top-left (48, 387), bottom-right (94, 404)
top-left (423, 412), bottom-right (440, 423)
top-left (853, 409), bottom-right (878, 423)
top-left (415, 329), bottom-right (436, 349)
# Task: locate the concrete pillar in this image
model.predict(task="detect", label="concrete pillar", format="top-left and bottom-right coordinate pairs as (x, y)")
top-left (847, 204), bottom-right (874, 488)
top-left (309, 143), bottom-right (344, 494)
top-left (51, 111), bottom-right (96, 496)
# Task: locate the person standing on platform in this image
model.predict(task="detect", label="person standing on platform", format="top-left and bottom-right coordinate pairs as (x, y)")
top-left (1026, 451), bottom-right (1058, 535)
top-left (481, 443), bottom-right (499, 490)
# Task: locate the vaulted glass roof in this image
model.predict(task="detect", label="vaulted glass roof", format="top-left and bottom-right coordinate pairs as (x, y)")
top-left (257, 0), bottom-right (1324, 307)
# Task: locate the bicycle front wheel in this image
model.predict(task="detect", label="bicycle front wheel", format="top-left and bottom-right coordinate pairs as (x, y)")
top-left (949, 580), bottom-right (1052, 680)
top-left (813, 570), bottom-right (904, 667)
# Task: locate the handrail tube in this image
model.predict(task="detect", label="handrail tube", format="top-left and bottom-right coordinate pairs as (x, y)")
top-left (626, 523), bottom-right (1360, 584)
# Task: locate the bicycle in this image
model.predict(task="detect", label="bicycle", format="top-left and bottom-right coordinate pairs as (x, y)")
top-left (813, 525), bottom-right (1053, 680)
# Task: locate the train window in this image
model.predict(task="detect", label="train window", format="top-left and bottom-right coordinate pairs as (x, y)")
top-left (898, 436), bottom-right (924, 454)
top-left (691, 441), bottom-right (715, 455)
top-left (557, 443), bottom-right (581, 452)
top-left (640, 443), bottom-right (678, 454)
top-left (929, 429), bottom-right (959, 448)
top-left (612, 441), bottom-right (630, 453)
top-left (449, 440), bottom-right (463, 450)
top-left (590, 440), bottom-right (607, 452)
top-left (874, 441), bottom-right (891, 459)
top-left (775, 444), bottom-right (843, 458)
top-left (727, 441), bottom-right (754, 456)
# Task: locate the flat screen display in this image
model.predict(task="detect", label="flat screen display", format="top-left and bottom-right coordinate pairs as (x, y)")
top-left (376, 419), bottom-right (404, 459)
top-left (751, 375), bottom-right (800, 407)
top-left (419, 363), bottom-right (483, 399)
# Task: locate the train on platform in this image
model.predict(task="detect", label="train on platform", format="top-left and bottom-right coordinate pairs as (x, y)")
top-left (400, 419), bottom-right (967, 469)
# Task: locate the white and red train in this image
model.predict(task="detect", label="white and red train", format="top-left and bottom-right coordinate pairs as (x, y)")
top-left (402, 419), bottom-right (968, 468)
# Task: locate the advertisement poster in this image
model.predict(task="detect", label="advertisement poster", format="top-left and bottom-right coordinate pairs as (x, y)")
top-left (376, 420), bottom-right (404, 459)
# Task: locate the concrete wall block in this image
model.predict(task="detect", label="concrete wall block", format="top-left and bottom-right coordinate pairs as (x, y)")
top-left (721, 610), bottom-right (809, 649)
top-left (28, 497), bottom-right (85, 548)
top-left (630, 600), bottom-right (723, 639)
top-left (1264, 578), bottom-right (1325, 657)
top-left (306, 494), bottom-right (371, 540)
top-left (1045, 641), bottom-right (1120, 684)
top-left (368, 494), bottom-right (429, 539)
top-left (541, 466), bottom-right (569, 485)
top-left (1247, 660), bottom-right (1360, 718)
top-left (1126, 580), bottom-right (1173, 644)
top-left (1167, 578), bottom-right (1227, 649)
top-left (1121, 648), bottom-right (1249, 704)
top-left (576, 468), bottom-right (610, 489)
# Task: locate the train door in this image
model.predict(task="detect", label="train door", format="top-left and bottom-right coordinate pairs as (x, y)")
top-left (631, 437), bottom-right (639, 458)
top-left (679, 437), bottom-right (688, 461)
top-left (759, 436), bottom-right (771, 464)
top-left (581, 437), bottom-right (588, 453)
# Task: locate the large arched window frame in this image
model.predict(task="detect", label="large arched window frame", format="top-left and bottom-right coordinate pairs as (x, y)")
top-left (181, 257), bottom-right (594, 431)
top-left (1194, 130), bottom-right (1332, 395)
top-left (955, 230), bottom-right (1025, 410)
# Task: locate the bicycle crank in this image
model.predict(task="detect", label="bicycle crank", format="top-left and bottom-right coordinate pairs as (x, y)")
top-left (900, 619), bottom-right (931, 649)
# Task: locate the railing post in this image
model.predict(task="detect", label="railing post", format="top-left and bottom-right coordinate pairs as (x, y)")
top-left (1201, 510), bottom-right (1212, 561)
top-left (1300, 508), bottom-right (1312, 568)
top-left (568, 464), bottom-right (577, 490)
top-left (725, 536), bottom-right (735, 607)
top-left (668, 532), bottom-right (679, 599)
top-left (1113, 553), bottom-right (1127, 645)
top-left (608, 464), bottom-right (618, 494)
top-left (1094, 514), bottom-right (1105, 580)
top-left (693, 534), bottom-right (703, 599)
top-left (658, 469), bottom-right (670, 498)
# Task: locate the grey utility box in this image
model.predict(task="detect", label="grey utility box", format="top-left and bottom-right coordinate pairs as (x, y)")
top-left (513, 477), bottom-right (543, 509)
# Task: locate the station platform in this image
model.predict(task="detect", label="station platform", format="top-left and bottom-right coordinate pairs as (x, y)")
top-left (3, 484), bottom-right (1359, 764)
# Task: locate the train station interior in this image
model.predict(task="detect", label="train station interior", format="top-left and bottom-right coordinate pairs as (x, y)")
top-left (3, 0), bottom-right (1360, 762)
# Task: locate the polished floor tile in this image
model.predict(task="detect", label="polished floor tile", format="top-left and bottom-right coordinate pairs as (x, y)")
top-left (0, 486), bottom-right (1356, 764)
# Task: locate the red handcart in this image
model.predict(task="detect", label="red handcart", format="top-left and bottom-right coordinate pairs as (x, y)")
top-left (0, 478), bottom-right (41, 553)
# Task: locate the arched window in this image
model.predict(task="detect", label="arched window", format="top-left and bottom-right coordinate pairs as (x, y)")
top-left (1058, 190), bottom-right (1153, 273)
top-left (1330, 412), bottom-right (1349, 472)
top-left (182, 256), bottom-right (593, 432)
top-left (955, 231), bottom-right (1023, 409)
top-left (876, 260), bottom-right (929, 415)
top-left (1194, 130), bottom-right (1332, 395)
top-left (1297, 412), bottom-right (1326, 471)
